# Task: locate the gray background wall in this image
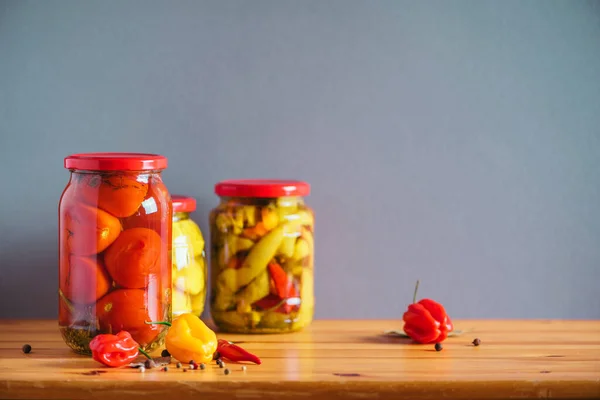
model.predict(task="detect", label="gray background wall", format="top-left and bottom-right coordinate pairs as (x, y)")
top-left (1, 0), bottom-right (599, 320)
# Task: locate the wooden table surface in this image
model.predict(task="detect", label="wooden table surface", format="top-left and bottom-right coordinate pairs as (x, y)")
top-left (0, 319), bottom-right (599, 400)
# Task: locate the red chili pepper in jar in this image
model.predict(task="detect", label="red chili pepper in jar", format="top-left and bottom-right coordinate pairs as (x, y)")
top-left (256, 262), bottom-right (300, 314)
top-left (268, 262), bottom-right (295, 299)
top-left (89, 331), bottom-right (140, 367)
top-left (402, 281), bottom-right (454, 344)
top-left (217, 339), bottom-right (262, 364)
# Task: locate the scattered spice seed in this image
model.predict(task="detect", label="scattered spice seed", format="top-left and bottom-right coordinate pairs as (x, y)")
top-left (161, 349), bottom-right (170, 357)
top-left (241, 366), bottom-right (247, 371)
top-left (176, 362), bottom-right (182, 369)
top-left (162, 366), bottom-right (168, 372)
top-left (189, 360), bottom-right (195, 365)
top-left (200, 363), bottom-right (206, 370)
top-left (472, 338), bottom-right (481, 346)
top-left (183, 368), bottom-right (187, 372)
top-left (224, 368), bottom-right (230, 375)
top-left (22, 344), bottom-right (32, 354)
top-left (213, 351), bottom-right (221, 360)
top-left (144, 359), bottom-right (156, 369)
top-left (139, 366), bottom-right (145, 373)
top-left (435, 343), bottom-right (443, 352)
top-left (219, 362), bottom-right (225, 368)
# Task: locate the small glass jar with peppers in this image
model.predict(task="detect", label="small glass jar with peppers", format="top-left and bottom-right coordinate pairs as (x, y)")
top-left (209, 180), bottom-right (314, 333)
top-left (171, 195), bottom-right (207, 317)
top-left (58, 153), bottom-right (172, 355)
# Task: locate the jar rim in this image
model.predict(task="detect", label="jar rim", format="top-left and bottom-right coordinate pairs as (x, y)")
top-left (214, 179), bottom-right (310, 198)
top-left (64, 153), bottom-right (167, 171)
top-left (172, 194), bottom-right (197, 212)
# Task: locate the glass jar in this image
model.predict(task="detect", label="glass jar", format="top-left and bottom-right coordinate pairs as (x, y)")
top-left (59, 153), bottom-right (172, 355)
top-left (171, 195), bottom-right (207, 317)
top-left (209, 180), bottom-right (314, 333)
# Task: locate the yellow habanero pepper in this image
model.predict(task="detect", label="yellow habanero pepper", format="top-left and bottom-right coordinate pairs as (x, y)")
top-left (149, 313), bottom-right (217, 364)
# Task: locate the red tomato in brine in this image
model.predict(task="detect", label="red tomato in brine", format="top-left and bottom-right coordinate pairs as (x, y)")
top-left (63, 203), bottom-right (122, 255)
top-left (75, 174), bottom-right (148, 218)
top-left (60, 255), bottom-right (111, 304)
top-left (121, 177), bottom-right (171, 235)
top-left (103, 228), bottom-right (162, 289)
top-left (96, 289), bottom-right (163, 346)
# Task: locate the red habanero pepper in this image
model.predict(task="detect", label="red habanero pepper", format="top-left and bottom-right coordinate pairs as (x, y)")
top-left (89, 331), bottom-right (140, 367)
top-left (402, 281), bottom-right (454, 344)
top-left (217, 339), bottom-right (261, 364)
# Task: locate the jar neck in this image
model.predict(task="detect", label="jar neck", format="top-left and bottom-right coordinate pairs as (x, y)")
top-left (70, 169), bottom-right (163, 183)
top-left (173, 211), bottom-right (191, 222)
top-left (70, 169), bottom-right (164, 175)
top-left (219, 196), bottom-right (304, 207)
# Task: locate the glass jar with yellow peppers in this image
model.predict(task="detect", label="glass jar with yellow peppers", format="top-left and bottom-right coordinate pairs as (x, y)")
top-left (171, 195), bottom-right (207, 317)
top-left (209, 180), bottom-right (314, 333)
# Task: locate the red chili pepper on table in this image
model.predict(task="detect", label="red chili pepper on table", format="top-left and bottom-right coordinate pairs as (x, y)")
top-left (88, 331), bottom-right (140, 367)
top-left (217, 339), bottom-right (262, 364)
top-left (402, 281), bottom-right (454, 344)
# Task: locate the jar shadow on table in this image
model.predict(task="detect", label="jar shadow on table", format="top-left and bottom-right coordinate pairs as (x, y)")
top-left (7, 349), bottom-right (88, 362)
top-left (359, 335), bottom-right (414, 345)
top-left (14, 355), bottom-right (121, 372)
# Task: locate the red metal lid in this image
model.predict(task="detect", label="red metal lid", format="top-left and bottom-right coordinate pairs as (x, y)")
top-left (214, 179), bottom-right (310, 198)
top-left (64, 153), bottom-right (168, 171)
top-left (172, 195), bottom-right (197, 213)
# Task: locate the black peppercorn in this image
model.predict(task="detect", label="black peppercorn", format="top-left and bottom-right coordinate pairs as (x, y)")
top-left (162, 366), bottom-right (168, 372)
top-left (224, 368), bottom-right (230, 375)
top-left (189, 360), bottom-right (195, 365)
top-left (176, 362), bottom-right (182, 368)
top-left (183, 368), bottom-right (188, 372)
top-left (434, 343), bottom-right (443, 351)
top-left (22, 344), bottom-right (32, 354)
top-left (161, 349), bottom-right (170, 357)
top-left (213, 351), bottom-right (221, 360)
top-left (200, 363), bottom-right (206, 370)
top-left (472, 338), bottom-right (481, 346)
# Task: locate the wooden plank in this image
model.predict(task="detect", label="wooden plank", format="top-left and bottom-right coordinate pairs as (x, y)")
top-left (0, 320), bottom-right (598, 399)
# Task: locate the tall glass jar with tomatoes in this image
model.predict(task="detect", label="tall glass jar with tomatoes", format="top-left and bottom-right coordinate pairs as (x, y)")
top-left (59, 153), bottom-right (172, 355)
